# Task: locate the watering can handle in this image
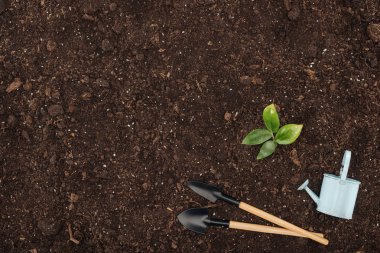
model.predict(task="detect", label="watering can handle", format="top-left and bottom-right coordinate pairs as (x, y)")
top-left (340, 150), bottom-right (351, 180)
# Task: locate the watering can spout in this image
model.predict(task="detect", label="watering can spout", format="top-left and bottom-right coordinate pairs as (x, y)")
top-left (297, 180), bottom-right (320, 204)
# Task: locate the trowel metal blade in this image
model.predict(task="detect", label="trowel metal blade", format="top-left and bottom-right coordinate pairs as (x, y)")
top-left (177, 208), bottom-right (209, 234)
top-left (187, 181), bottom-right (221, 203)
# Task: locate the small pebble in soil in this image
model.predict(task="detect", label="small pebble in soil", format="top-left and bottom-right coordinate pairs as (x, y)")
top-left (142, 182), bottom-right (149, 190)
top-left (288, 5), bottom-right (300, 21)
top-left (45, 86), bottom-right (52, 98)
top-left (239, 76), bottom-right (252, 85)
top-left (296, 95), bottom-right (304, 101)
top-left (68, 103), bottom-right (76, 113)
top-left (173, 103), bottom-right (180, 113)
top-left (364, 52), bottom-right (378, 68)
top-left (96, 78), bottom-right (109, 87)
top-left (23, 81), bottom-right (32, 91)
top-left (81, 92), bottom-right (92, 100)
top-left (80, 75), bottom-right (90, 83)
top-left (82, 2), bottom-right (99, 14)
top-left (21, 130), bottom-right (30, 142)
top-left (109, 3), bottom-right (117, 11)
top-left (56, 119), bottom-right (65, 129)
top-left (6, 78), bottom-right (22, 93)
top-left (224, 112), bottom-right (232, 121)
top-left (51, 90), bottom-right (60, 99)
top-left (49, 154), bottom-right (57, 165)
top-left (308, 163), bottom-right (319, 170)
top-left (307, 44), bottom-right (318, 58)
top-left (290, 173), bottom-right (301, 185)
top-left (73, 230), bottom-right (84, 242)
top-left (42, 125), bottom-right (50, 140)
top-left (136, 53), bottom-right (144, 61)
top-left (251, 76), bottom-right (264, 85)
top-left (367, 23), bottom-right (380, 43)
top-left (283, 0), bottom-right (291, 11)
top-left (46, 40), bottom-right (57, 52)
top-left (25, 115), bottom-right (33, 126)
top-left (7, 114), bottom-right (16, 127)
top-left (330, 82), bottom-right (337, 91)
top-left (82, 13), bottom-right (95, 21)
top-left (290, 149), bottom-right (301, 167)
top-left (304, 68), bottom-right (317, 80)
top-left (37, 217), bottom-right (62, 236)
top-left (112, 22), bottom-right (123, 34)
top-left (101, 39), bottom-right (113, 51)
top-left (47, 104), bottom-right (63, 116)
top-left (250, 64), bottom-right (261, 70)
top-left (171, 241), bottom-right (177, 249)
top-left (69, 193), bottom-right (79, 203)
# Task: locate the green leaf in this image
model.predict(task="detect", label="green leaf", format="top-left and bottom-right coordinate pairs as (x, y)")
top-left (242, 129), bottom-right (272, 145)
top-left (257, 140), bottom-right (277, 160)
top-left (263, 104), bottom-right (280, 133)
top-left (275, 124), bottom-right (303, 145)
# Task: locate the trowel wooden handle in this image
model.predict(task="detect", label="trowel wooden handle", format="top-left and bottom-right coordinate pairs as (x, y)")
top-left (229, 221), bottom-right (324, 238)
top-left (239, 202), bottom-right (329, 245)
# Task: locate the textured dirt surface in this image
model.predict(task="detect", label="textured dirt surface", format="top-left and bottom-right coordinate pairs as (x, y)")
top-left (1, 0), bottom-right (379, 252)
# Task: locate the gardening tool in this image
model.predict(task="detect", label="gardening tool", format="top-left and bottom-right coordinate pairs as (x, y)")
top-left (178, 207), bottom-right (324, 238)
top-left (187, 181), bottom-right (329, 245)
top-left (298, 150), bottom-right (360, 219)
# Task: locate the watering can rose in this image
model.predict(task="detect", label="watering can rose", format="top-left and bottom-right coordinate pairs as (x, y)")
top-left (242, 104), bottom-right (303, 160)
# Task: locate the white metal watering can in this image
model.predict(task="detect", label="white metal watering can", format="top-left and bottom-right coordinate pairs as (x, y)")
top-left (298, 150), bottom-right (360, 219)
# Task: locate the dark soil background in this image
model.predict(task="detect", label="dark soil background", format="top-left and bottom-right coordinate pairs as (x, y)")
top-left (1, 0), bottom-right (380, 252)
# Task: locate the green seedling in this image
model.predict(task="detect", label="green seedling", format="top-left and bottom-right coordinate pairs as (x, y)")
top-left (242, 104), bottom-right (303, 160)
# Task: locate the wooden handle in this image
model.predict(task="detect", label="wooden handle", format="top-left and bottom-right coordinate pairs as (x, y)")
top-left (239, 202), bottom-right (329, 245)
top-left (229, 221), bottom-right (324, 238)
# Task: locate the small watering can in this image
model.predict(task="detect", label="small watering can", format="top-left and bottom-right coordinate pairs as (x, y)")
top-left (298, 150), bottom-right (360, 219)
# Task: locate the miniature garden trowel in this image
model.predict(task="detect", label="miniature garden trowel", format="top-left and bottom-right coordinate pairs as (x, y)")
top-left (178, 207), bottom-right (324, 238)
top-left (187, 181), bottom-right (328, 245)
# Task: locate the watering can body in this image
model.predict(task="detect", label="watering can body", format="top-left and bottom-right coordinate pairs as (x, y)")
top-left (317, 173), bottom-right (360, 219)
top-left (298, 150), bottom-right (361, 219)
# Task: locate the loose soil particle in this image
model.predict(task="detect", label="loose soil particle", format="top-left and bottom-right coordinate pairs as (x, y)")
top-left (23, 81), bottom-right (33, 91)
top-left (287, 5), bottom-right (301, 21)
top-left (101, 39), bottom-right (113, 52)
top-left (0, 1), bottom-right (379, 253)
top-left (37, 218), bottom-right (63, 236)
top-left (224, 112), bottom-right (232, 121)
top-left (95, 78), bottom-right (109, 87)
top-left (6, 78), bottom-right (22, 93)
top-left (46, 40), bottom-right (57, 52)
top-left (109, 3), bottom-right (117, 12)
top-left (47, 105), bottom-right (63, 116)
top-left (239, 76), bottom-right (253, 85)
top-left (367, 23), bottom-right (380, 43)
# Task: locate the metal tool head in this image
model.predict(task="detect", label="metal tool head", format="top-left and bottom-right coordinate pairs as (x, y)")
top-left (177, 208), bottom-right (209, 234)
top-left (187, 181), bottom-right (221, 203)
top-left (187, 181), bottom-right (240, 205)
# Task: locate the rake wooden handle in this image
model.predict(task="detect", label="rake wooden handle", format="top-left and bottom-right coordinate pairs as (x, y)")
top-left (239, 202), bottom-right (329, 245)
top-left (229, 221), bottom-right (324, 238)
